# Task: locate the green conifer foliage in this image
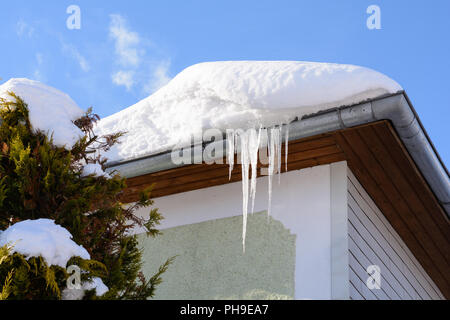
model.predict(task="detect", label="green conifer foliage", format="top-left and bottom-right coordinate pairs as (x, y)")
top-left (0, 93), bottom-right (171, 299)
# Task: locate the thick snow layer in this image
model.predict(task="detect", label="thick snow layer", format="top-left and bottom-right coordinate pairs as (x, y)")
top-left (95, 61), bottom-right (402, 162)
top-left (0, 219), bottom-right (89, 268)
top-left (0, 78), bottom-right (84, 148)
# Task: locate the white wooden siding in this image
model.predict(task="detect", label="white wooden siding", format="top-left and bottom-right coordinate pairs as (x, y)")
top-left (347, 169), bottom-right (444, 300)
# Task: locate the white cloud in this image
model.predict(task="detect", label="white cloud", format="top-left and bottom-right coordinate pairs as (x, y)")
top-left (109, 14), bottom-right (142, 67)
top-left (143, 60), bottom-right (171, 94)
top-left (16, 19), bottom-right (34, 38)
top-left (36, 53), bottom-right (43, 66)
top-left (108, 14), bottom-right (172, 94)
top-left (33, 69), bottom-right (44, 81)
top-left (32, 53), bottom-right (45, 82)
top-left (112, 70), bottom-right (134, 91)
top-left (61, 42), bottom-right (90, 72)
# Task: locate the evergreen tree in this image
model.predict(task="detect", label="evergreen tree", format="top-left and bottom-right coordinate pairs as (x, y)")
top-left (0, 92), bottom-right (172, 299)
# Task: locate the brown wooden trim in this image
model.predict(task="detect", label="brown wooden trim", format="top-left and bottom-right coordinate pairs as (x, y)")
top-left (121, 120), bottom-right (450, 298)
top-left (123, 135), bottom-right (344, 200)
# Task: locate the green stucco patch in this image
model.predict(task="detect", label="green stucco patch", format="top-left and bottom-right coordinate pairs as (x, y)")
top-left (137, 211), bottom-right (296, 300)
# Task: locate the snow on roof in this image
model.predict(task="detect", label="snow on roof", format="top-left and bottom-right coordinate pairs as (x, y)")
top-left (95, 61), bottom-right (402, 163)
top-left (0, 78), bottom-right (84, 148)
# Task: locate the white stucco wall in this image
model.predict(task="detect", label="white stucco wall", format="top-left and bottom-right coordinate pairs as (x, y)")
top-left (134, 162), bottom-right (349, 299)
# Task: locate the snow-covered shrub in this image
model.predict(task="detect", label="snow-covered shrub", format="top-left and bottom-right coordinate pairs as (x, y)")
top-left (0, 84), bottom-right (172, 300)
top-left (0, 219), bottom-right (108, 300)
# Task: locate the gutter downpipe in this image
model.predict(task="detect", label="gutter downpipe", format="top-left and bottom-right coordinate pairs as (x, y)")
top-left (105, 92), bottom-right (450, 217)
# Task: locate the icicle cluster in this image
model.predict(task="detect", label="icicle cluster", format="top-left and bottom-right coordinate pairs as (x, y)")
top-left (227, 125), bottom-right (289, 251)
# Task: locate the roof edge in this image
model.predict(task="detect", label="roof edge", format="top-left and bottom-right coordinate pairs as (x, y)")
top-left (106, 92), bottom-right (450, 216)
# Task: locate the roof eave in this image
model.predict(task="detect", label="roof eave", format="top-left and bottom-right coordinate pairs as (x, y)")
top-left (106, 92), bottom-right (450, 217)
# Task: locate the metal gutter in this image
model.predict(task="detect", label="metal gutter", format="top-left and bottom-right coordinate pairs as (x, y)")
top-left (105, 92), bottom-right (450, 216)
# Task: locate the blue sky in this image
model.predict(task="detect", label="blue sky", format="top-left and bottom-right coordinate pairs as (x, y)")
top-left (0, 0), bottom-right (449, 165)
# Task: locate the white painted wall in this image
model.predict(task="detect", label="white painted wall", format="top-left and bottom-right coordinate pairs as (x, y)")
top-left (347, 169), bottom-right (445, 300)
top-left (134, 163), bottom-right (349, 299)
top-left (330, 161), bottom-right (350, 300)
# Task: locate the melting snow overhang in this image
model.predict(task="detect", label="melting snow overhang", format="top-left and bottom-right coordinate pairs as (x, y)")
top-left (106, 91), bottom-right (450, 218)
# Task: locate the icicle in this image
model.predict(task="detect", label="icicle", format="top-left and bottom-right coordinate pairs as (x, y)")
top-left (249, 126), bottom-right (261, 214)
top-left (267, 128), bottom-right (276, 217)
top-left (226, 129), bottom-right (235, 180)
top-left (239, 130), bottom-right (250, 252)
top-left (230, 124), bottom-right (287, 252)
top-left (285, 125), bottom-right (289, 172)
top-left (276, 126), bottom-right (282, 184)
